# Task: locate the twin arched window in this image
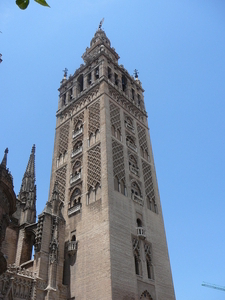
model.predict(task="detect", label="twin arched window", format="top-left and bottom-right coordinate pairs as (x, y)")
top-left (114, 176), bottom-right (126, 196)
top-left (69, 188), bottom-right (81, 209)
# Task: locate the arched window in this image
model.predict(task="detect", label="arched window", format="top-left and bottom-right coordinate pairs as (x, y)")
top-left (146, 256), bottom-right (153, 279)
top-left (88, 187), bottom-right (95, 204)
top-left (116, 128), bottom-right (122, 141)
top-left (63, 150), bottom-right (67, 163)
top-left (89, 133), bottom-right (95, 146)
top-left (125, 116), bottom-right (134, 131)
top-left (70, 188), bottom-right (81, 208)
top-left (140, 290), bottom-right (153, 300)
top-left (122, 75), bottom-right (127, 92)
top-left (72, 160), bottom-right (81, 175)
top-left (114, 176), bottom-right (119, 192)
top-left (137, 218), bottom-right (142, 228)
top-left (73, 141), bottom-right (82, 151)
top-left (126, 136), bottom-right (136, 151)
top-left (77, 74), bottom-right (83, 93)
top-left (144, 149), bottom-right (149, 160)
top-left (147, 196), bottom-right (158, 214)
top-left (129, 155), bottom-right (138, 176)
top-left (134, 254), bottom-right (140, 275)
top-left (72, 141), bottom-right (82, 157)
top-left (95, 129), bottom-right (100, 142)
top-left (71, 235), bottom-right (76, 242)
top-left (120, 179), bottom-right (126, 196)
top-left (131, 181), bottom-right (141, 197)
top-left (95, 184), bottom-right (101, 201)
top-left (111, 125), bottom-right (116, 137)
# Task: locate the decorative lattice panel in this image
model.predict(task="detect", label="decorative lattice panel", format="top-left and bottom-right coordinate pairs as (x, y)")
top-left (87, 144), bottom-right (101, 189)
top-left (88, 100), bottom-right (100, 135)
top-left (73, 111), bottom-right (84, 127)
top-left (58, 122), bottom-right (69, 155)
top-left (142, 161), bottom-right (155, 200)
top-left (56, 165), bottom-right (67, 202)
top-left (110, 101), bottom-right (121, 130)
top-left (112, 139), bottom-right (126, 182)
top-left (137, 124), bottom-right (148, 153)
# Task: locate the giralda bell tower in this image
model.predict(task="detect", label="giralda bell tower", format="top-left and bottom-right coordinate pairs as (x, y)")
top-left (49, 25), bottom-right (176, 300)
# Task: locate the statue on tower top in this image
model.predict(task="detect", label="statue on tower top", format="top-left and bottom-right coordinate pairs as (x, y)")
top-left (99, 18), bottom-right (104, 30)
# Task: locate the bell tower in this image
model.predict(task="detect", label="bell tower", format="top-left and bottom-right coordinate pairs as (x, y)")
top-left (49, 25), bottom-right (176, 300)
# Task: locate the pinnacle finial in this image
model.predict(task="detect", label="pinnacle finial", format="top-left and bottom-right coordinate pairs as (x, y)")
top-left (52, 181), bottom-right (59, 195)
top-left (134, 69), bottom-right (139, 79)
top-left (31, 144), bottom-right (35, 154)
top-left (63, 68), bottom-right (68, 79)
top-left (19, 145), bottom-right (36, 196)
top-left (1, 148), bottom-right (8, 168)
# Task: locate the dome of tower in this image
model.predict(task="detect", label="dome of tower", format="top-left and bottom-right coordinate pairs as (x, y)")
top-left (90, 29), bottom-right (111, 47)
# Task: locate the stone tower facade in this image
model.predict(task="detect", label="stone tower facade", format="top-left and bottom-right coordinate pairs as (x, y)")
top-left (49, 28), bottom-right (176, 300)
top-left (0, 28), bottom-right (175, 300)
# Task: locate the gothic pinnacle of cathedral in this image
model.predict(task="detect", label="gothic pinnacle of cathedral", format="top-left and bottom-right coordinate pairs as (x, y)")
top-left (0, 148), bottom-right (16, 275)
top-left (0, 26), bottom-right (175, 300)
top-left (17, 144), bottom-right (36, 225)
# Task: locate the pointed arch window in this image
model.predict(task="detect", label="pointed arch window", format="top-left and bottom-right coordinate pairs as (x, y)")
top-left (68, 188), bottom-right (82, 216)
top-left (73, 121), bottom-right (83, 139)
top-left (133, 238), bottom-right (141, 276)
top-left (87, 184), bottom-right (101, 204)
top-left (147, 195), bottom-right (158, 214)
top-left (129, 154), bottom-right (139, 176)
top-left (131, 181), bottom-right (143, 205)
top-left (144, 244), bottom-right (154, 280)
top-left (70, 162), bottom-right (81, 185)
top-left (72, 141), bottom-right (82, 157)
top-left (77, 74), bottom-right (83, 93)
top-left (125, 116), bottom-right (134, 132)
top-left (126, 135), bottom-right (137, 152)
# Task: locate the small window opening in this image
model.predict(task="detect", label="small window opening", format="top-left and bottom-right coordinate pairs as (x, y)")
top-left (147, 259), bottom-right (152, 279)
top-left (95, 67), bottom-right (99, 80)
top-left (132, 88), bottom-right (135, 100)
top-left (115, 73), bottom-right (118, 86)
top-left (135, 255), bottom-right (140, 275)
top-left (122, 75), bottom-right (127, 92)
top-left (137, 218), bottom-right (142, 227)
top-left (77, 74), bottom-right (83, 92)
top-left (108, 67), bottom-right (112, 79)
top-left (137, 94), bottom-right (141, 106)
top-left (62, 94), bottom-right (66, 106)
top-left (71, 235), bottom-right (76, 241)
top-left (69, 88), bottom-right (73, 100)
top-left (87, 72), bottom-right (92, 85)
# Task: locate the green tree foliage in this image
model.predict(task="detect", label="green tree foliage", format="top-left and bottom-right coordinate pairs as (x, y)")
top-left (16, 0), bottom-right (50, 10)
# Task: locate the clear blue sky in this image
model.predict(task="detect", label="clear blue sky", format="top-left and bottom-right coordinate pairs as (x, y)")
top-left (1, 1), bottom-right (225, 299)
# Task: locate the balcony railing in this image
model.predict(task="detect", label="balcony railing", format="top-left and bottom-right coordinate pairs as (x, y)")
top-left (131, 193), bottom-right (144, 206)
top-left (125, 122), bottom-right (135, 132)
top-left (68, 203), bottom-right (81, 216)
top-left (72, 128), bottom-right (83, 139)
top-left (127, 141), bottom-right (137, 152)
top-left (130, 165), bottom-right (139, 176)
top-left (71, 147), bottom-right (82, 158)
top-left (70, 173), bottom-right (81, 185)
top-left (137, 227), bottom-right (146, 239)
top-left (68, 241), bottom-right (78, 256)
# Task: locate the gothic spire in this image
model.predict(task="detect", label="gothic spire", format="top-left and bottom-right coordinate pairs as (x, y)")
top-left (1, 148), bottom-right (8, 168)
top-left (19, 144), bottom-right (36, 196)
top-left (18, 145), bottom-right (37, 224)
